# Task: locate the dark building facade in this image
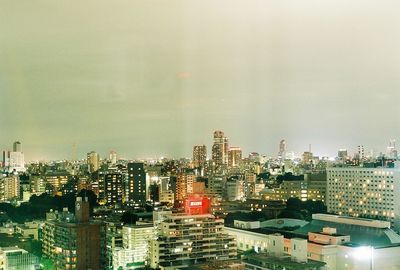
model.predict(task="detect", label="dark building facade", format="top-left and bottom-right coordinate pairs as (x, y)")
top-left (127, 162), bottom-right (146, 204)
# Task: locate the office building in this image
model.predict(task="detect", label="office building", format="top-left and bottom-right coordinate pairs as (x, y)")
top-left (105, 173), bottom-right (123, 206)
top-left (225, 214), bottom-right (400, 270)
top-left (113, 224), bottom-right (154, 269)
top-left (193, 145), bottom-right (207, 168)
top-left (0, 175), bottom-right (20, 201)
top-left (109, 150), bottom-right (117, 164)
top-left (127, 163), bottom-right (146, 204)
top-left (212, 131), bottom-right (229, 168)
top-left (326, 165), bottom-right (400, 228)
top-left (278, 139), bottom-right (286, 159)
top-left (87, 151), bottom-right (100, 173)
top-left (228, 147), bottom-right (242, 167)
top-left (149, 211), bottom-right (237, 269)
top-left (43, 197), bottom-right (105, 270)
top-left (0, 247), bottom-right (39, 270)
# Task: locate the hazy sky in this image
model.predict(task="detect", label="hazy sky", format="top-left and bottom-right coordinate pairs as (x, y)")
top-left (1, 0), bottom-right (400, 161)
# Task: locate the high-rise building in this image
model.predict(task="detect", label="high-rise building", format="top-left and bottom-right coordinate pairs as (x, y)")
top-left (104, 173), bottom-right (123, 206)
top-left (48, 197), bottom-right (106, 270)
top-left (228, 147), bottom-right (242, 167)
top-left (278, 139), bottom-right (286, 159)
top-left (109, 150), bottom-right (117, 164)
top-left (127, 163), bottom-right (146, 204)
top-left (13, 141), bottom-right (21, 152)
top-left (0, 176), bottom-right (20, 201)
top-left (387, 140), bottom-right (398, 159)
top-left (149, 211), bottom-right (237, 269)
top-left (87, 151), bottom-right (100, 173)
top-left (193, 145), bottom-right (207, 168)
top-left (357, 145), bottom-right (365, 160)
top-left (175, 172), bottom-right (196, 203)
top-left (113, 224), bottom-right (154, 270)
top-left (212, 131), bottom-right (228, 168)
top-left (326, 166), bottom-right (400, 228)
top-left (6, 141), bottom-right (25, 172)
top-left (337, 149), bottom-right (348, 160)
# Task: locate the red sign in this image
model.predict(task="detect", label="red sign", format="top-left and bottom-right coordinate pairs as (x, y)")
top-left (184, 196), bottom-right (210, 215)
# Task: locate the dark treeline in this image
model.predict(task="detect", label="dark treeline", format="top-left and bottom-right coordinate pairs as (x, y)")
top-left (0, 189), bottom-right (97, 223)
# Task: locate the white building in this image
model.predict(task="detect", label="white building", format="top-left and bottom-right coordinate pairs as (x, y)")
top-left (224, 214), bottom-right (400, 270)
top-left (326, 166), bottom-right (400, 228)
top-left (113, 224), bottom-right (154, 270)
top-left (150, 212), bottom-right (237, 269)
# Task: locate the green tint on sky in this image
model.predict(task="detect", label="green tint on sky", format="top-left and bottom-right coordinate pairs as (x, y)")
top-left (1, 0), bottom-right (400, 160)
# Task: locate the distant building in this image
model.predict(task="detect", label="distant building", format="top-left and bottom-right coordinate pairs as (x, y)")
top-left (104, 173), bottom-right (123, 206)
top-left (212, 131), bottom-right (229, 168)
top-left (193, 145), bottom-right (207, 168)
top-left (109, 150), bottom-right (117, 164)
top-left (337, 149), bottom-right (348, 160)
top-left (87, 151), bottom-right (100, 173)
top-left (127, 163), bottom-right (146, 204)
top-left (228, 147), bottom-right (242, 167)
top-left (278, 139), bottom-right (286, 159)
top-left (0, 175), bottom-right (20, 201)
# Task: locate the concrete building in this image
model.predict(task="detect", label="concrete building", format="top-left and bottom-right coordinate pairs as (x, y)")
top-left (0, 247), bottom-right (39, 270)
top-left (42, 198), bottom-right (105, 270)
top-left (228, 147), bottom-right (242, 168)
top-left (113, 224), bottom-right (154, 269)
top-left (150, 212), bottom-right (237, 269)
top-left (0, 176), bottom-right (19, 201)
top-left (193, 145), bottom-right (207, 168)
top-left (104, 173), bottom-right (123, 206)
top-left (127, 163), bottom-right (146, 204)
top-left (212, 131), bottom-right (229, 168)
top-left (225, 213), bottom-right (400, 270)
top-left (87, 151), bottom-right (100, 173)
top-left (326, 166), bottom-right (400, 228)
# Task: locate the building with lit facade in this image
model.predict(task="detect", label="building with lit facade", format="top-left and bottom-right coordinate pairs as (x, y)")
top-left (225, 214), bottom-right (400, 270)
top-left (150, 199), bottom-right (237, 269)
top-left (113, 224), bottom-right (154, 269)
top-left (43, 197), bottom-right (105, 270)
top-left (104, 172), bottom-right (123, 206)
top-left (326, 165), bottom-right (400, 228)
top-left (193, 145), bottom-right (207, 168)
top-left (228, 147), bottom-right (242, 167)
top-left (175, 173), bottom-right (195, 203)
top-left (0, 247), bottom-right (39, 270)
top-left (0, 175), bottom-right (20, 201)
top-left (87, 151), bottom-right (100, 173)
top-left (127, 162), bottom-right (146, 204)
top-left (212, 131), bottom-right (229, 168)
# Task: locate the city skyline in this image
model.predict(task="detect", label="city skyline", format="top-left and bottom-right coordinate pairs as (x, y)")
top-left (2, 0), bottom-right (400, 160)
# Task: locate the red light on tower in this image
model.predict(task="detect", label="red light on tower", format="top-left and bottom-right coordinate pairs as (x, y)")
top-left (184, 196), bottom-right (210, 215)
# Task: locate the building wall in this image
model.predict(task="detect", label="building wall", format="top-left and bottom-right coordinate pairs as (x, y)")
top-left (326, 167), bottom-right (400, 228)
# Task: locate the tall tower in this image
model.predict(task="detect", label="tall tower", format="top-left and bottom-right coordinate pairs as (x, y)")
top-left (358, 145), bottom-right (365, 160)
top-left (127, 162), bottom-right (146, 204)
top-left (9, 141), bottom-right (25, 172)
top-left (278, 140), bottom-right (286, 159)
top-left (13, 141), bottom-right (21, 152)
top-left (211, 131), bottom-right (228, 167)
top-left (193, 145), bottom-right (207, 168)
top-left (87, 151), bottom-right (100, 173)
top-left (228, 147), bottom-right (242, 167)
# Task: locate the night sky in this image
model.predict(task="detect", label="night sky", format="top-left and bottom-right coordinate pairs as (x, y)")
top-left (1, 0), bottom-right (400, 160)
